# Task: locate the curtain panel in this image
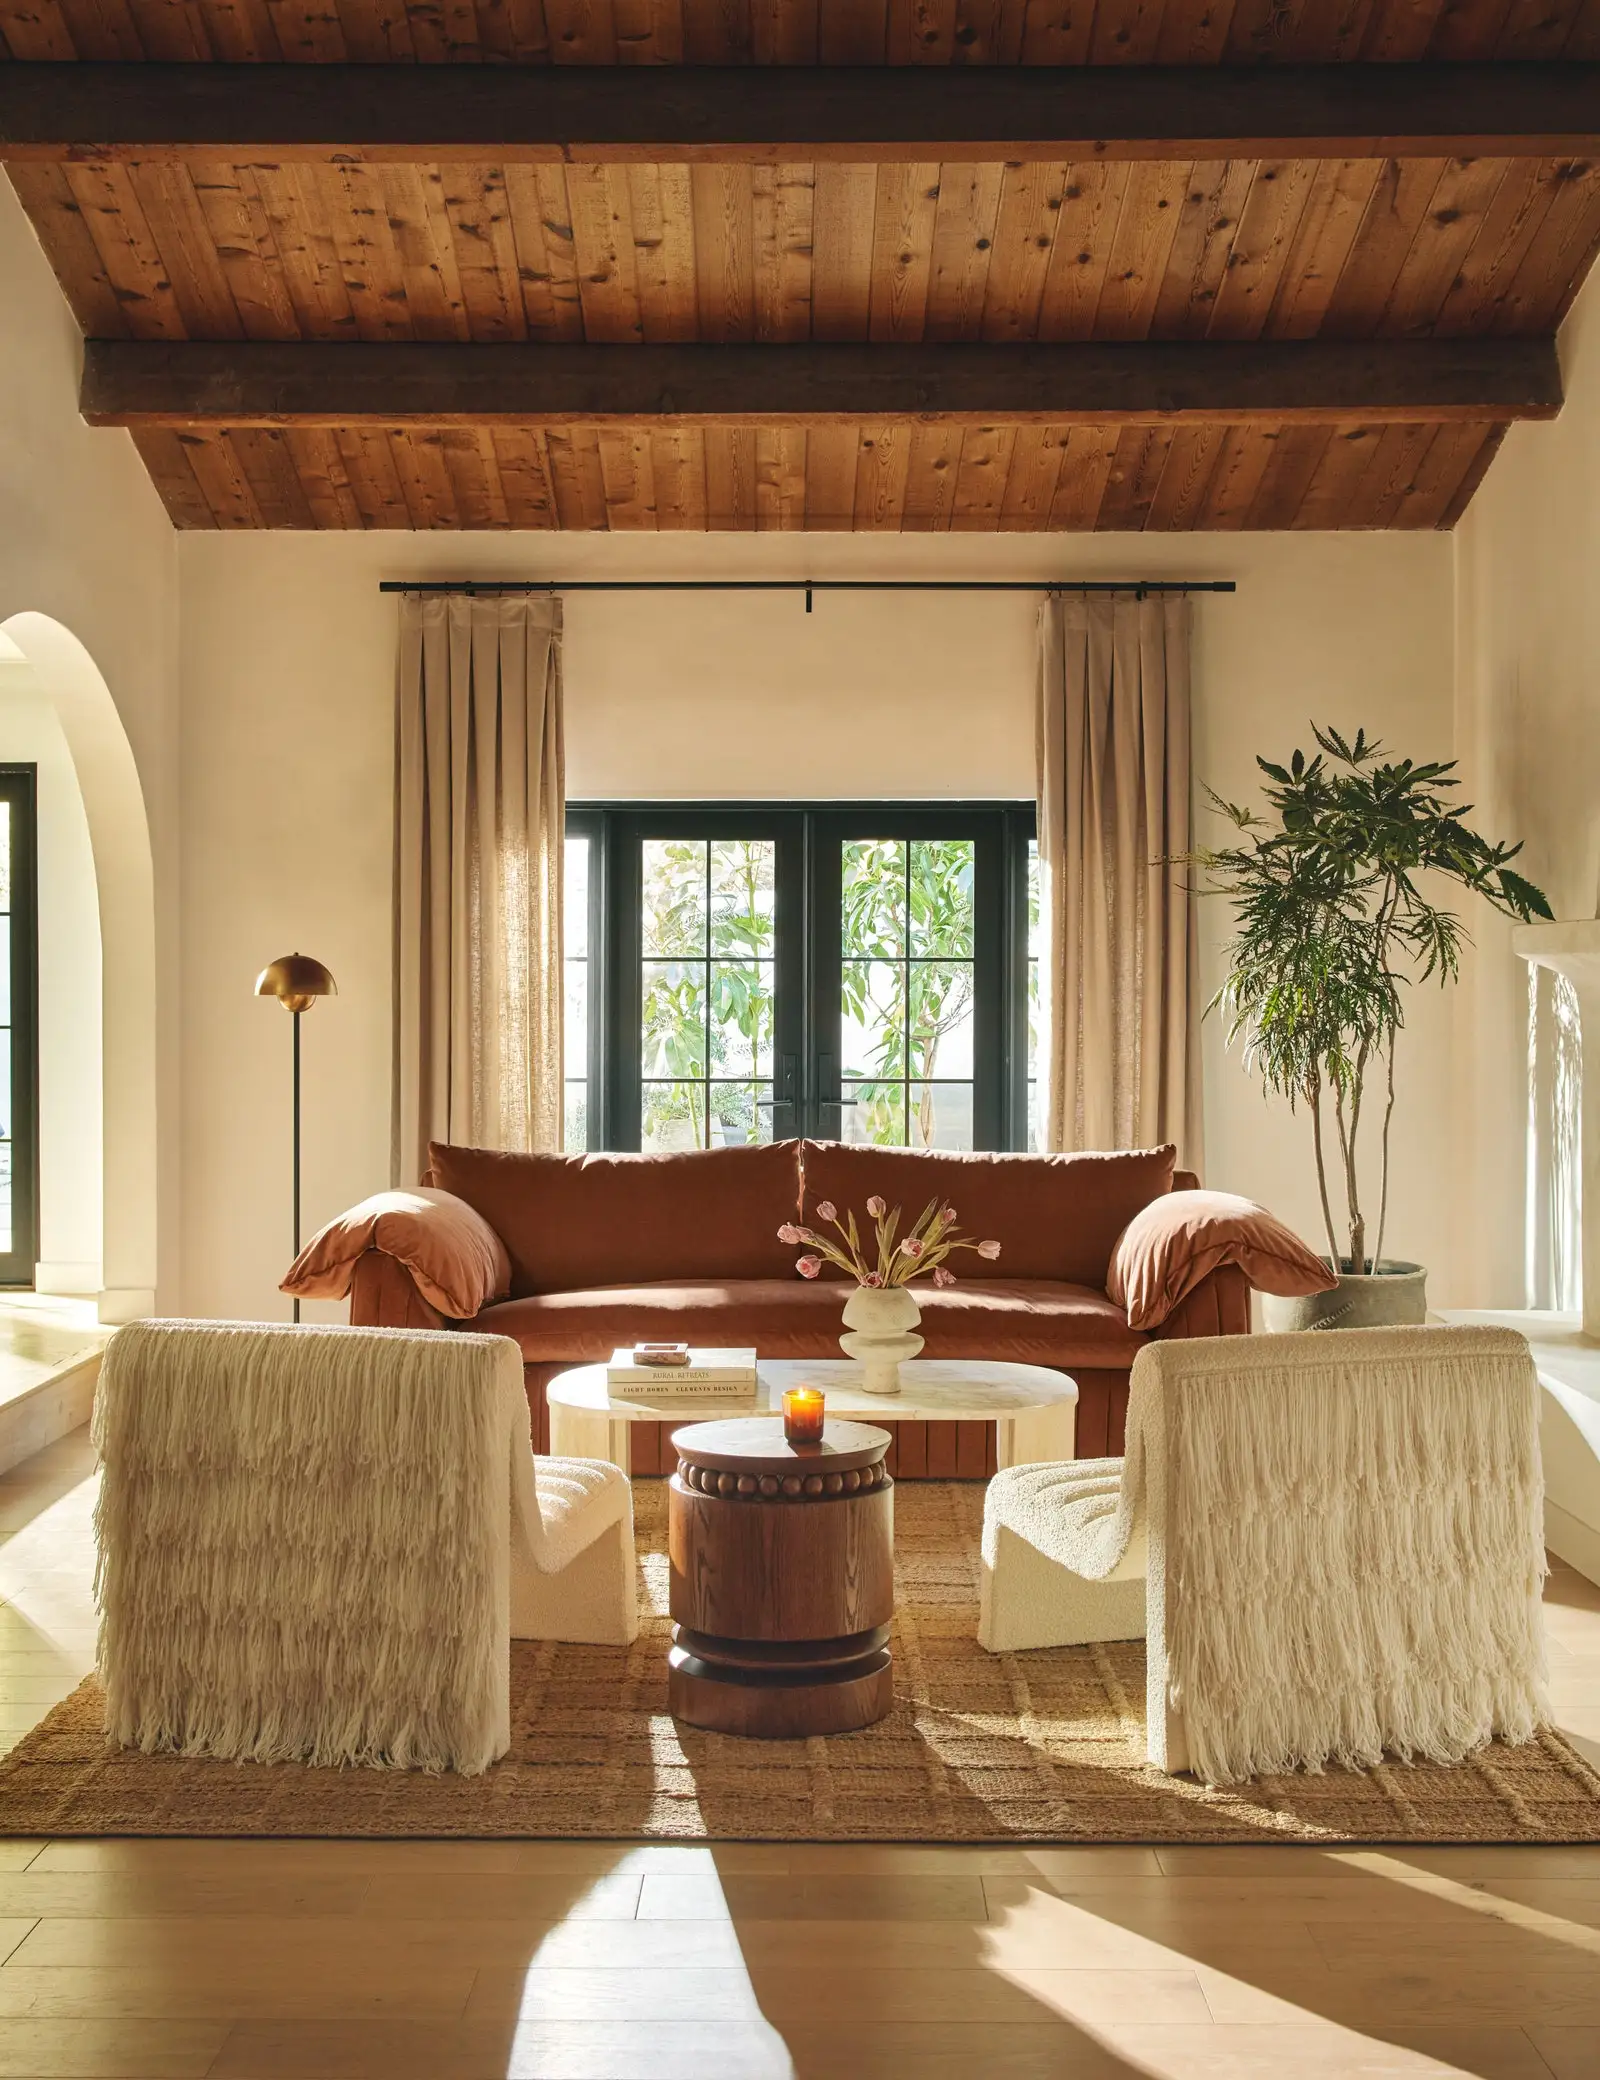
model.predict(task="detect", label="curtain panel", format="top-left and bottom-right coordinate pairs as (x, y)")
top-left (395, 593), bottom-right (565, 1184)
top-left (1036, 591), bottom-right (1203, 1172)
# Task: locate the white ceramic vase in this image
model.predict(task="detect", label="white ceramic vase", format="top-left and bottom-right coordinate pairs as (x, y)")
top-left (840, 1283), bottom-right (924, 1396)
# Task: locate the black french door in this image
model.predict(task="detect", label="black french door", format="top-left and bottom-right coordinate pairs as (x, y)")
top-left (0, 769), bottom-right (39, 1285)
top-left (567, 803), bottom-right (1035, 1154)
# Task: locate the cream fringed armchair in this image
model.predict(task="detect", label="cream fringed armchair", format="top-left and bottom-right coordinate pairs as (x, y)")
top-left (979, 1327), bottom-right (1550, 1785)
top-left (94, 1321), bottom-right (636, 1777)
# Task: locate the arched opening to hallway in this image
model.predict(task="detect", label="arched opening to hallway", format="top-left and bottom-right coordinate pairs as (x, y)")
top-left (0, 612), bottom-right (156, 1327)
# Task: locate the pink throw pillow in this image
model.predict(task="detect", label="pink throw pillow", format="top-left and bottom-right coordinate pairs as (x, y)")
top-left (281, 1188), bottom-right (511, 1321)
top-left (1109, 1189), bottom-right (1337, 1332)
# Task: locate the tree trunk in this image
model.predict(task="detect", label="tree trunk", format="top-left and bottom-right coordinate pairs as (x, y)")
top-left (1372, 1037), bottom-right (1398, 1275)
top-left (1333, 1082), bottom-right (1365, 1275)
top-left (1309, 1083), bottom-right (1340, 1271)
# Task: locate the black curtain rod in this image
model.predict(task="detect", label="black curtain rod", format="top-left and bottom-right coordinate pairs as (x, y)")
top-left (378, 578), bottom-right (1235, 597)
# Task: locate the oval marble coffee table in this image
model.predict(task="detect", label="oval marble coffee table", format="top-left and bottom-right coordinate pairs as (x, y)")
top-left (667, 1416), bottom-right (895, 1739)
top-left (547, 1358), bottom-right (1078, 1476)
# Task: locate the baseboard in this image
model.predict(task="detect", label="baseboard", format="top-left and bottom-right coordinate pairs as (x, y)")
top-left (96, 1288), bottom-right (155, 1326)
top-left (0, 1350), bottom-right (99, 1477)
top-left (1547, 1498), bottom-right (1600, 1589)
top-left (33, 1262), bottom-right (102, 1298)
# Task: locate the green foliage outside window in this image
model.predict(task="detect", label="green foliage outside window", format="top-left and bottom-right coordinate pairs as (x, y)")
top-left (842, 839), bottom-right (975, 1148)
top-left (641, 839), bottom-right (775, 1150)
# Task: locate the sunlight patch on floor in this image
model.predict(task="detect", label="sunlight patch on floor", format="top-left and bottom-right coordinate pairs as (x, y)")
top-left (984, 1872), bottom-right (1547, 2077)
top-left (509, 1862), bottom-right (799, 2077)
top-left (0, 1293), bottom-right (106, 1414)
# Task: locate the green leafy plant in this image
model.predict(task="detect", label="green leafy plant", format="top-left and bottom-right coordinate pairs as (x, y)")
top-left (1193, 725), bottom-right (1552, 1277)
top-left (641, 840), bottom-right (775, 1150)
top-left (841, 839), bottom-right (975, 1148)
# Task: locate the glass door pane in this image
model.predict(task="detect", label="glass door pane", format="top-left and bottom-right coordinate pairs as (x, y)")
top-left (640, 837), bottom-right (777, 1150)
top-left (839, 836), bottom-right (976, 1150)
top-left (562, 832), bottom-right (590, 1151)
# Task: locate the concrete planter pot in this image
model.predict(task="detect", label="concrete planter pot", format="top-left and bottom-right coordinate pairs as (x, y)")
top-left (1262, 1260), bottom-right (1428, 1333)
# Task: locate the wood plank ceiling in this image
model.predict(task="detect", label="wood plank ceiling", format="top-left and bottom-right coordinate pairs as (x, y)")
top-left (5, 0), bottom-right (1599, 68)
top-left (3, 4), bottom-right (1599, 532)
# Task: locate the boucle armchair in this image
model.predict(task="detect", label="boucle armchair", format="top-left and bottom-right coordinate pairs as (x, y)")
top-left (94, 1320), bottom-right (636, 1776)
top-left (979, 1326), bottom-right (1549, 1784)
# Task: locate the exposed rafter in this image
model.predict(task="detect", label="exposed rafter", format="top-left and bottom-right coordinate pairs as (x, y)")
top-left (78, 338), bottom-right (1564, 430)
top-left (6, 62), bottom-right (1600, 165)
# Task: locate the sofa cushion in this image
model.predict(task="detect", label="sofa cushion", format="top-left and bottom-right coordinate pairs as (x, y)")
top-left (1109, 1189), bottom-right (1336, 1331)
top-left (472, 1276), bottom-right (1145, 1369)
top-left (281, 1187), bottom-right (510, 1319)
top-left (798, 1141), bottom-right (1177, 1287)
top-left (428, 1141), bottom-right (803, 1295)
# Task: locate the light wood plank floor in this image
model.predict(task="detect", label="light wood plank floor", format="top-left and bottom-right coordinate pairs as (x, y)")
top-left (0, 1430), bottom-right (1597, 2079)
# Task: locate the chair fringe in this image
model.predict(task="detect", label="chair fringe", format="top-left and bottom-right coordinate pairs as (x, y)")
top-left (94, 1320), bottom-right (520, 1774)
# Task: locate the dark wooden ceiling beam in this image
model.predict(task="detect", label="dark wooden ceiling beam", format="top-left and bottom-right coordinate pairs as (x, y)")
top-left (7, 62), bottom-right (1600, 164)
top-left (80, 338), bottom-right (1563, 427)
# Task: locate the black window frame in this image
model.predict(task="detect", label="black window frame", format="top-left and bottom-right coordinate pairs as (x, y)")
top-left (565, 801), bottom-right (1036, 1153)
top-left (0, 767), bottom-right (39, 1287)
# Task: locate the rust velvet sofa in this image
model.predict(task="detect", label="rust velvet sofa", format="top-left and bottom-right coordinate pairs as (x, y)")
top-left (334, 1138), bottom-right (1250, 1479)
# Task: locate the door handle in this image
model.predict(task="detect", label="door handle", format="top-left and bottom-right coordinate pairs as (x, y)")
top-left (814, 1053), bottom-right (857, 1119)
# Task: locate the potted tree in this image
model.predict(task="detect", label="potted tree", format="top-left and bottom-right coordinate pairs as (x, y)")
top-left (1195, 725), bottom-right (1551, 1328)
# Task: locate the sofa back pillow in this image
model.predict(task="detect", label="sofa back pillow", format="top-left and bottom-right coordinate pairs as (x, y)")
top-left (1109, 1189), bottom-right (1337, 1330)
top-left (281, 1187), bottom-right (511, 1319)
top-left (427, 1140), bottom-right (804, 1295)
top-left (797, 1141), bottom-right (1176, 1287)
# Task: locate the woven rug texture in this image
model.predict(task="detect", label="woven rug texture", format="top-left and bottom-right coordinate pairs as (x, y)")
top-left (3, 1481), bottom-right (1597, 1843)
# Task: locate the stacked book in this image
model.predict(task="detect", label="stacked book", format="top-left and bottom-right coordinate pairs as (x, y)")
top-left (606, 1346), bottom-right (759, 1402)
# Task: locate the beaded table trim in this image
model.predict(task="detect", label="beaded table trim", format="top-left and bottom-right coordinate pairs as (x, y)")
top-left (674, 1458), bottom-right (893, 1503)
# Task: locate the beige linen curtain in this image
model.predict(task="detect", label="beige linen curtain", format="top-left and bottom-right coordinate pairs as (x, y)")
top-left (1036, 590), bottom-right (1202, 1170)
top-left (396, 593), bottom-right (564, 1183)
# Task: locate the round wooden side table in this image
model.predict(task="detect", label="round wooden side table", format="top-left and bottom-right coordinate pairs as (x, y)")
top-left (667, 1416), bottom-right (895, 1739)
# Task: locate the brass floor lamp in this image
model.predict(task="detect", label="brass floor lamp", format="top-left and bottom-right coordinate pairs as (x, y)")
top-left (255, 953), bottom-right (337, 1322)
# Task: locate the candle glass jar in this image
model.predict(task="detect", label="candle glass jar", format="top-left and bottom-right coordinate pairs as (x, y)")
top-left (782, 1387), bottom-right (825, 1446)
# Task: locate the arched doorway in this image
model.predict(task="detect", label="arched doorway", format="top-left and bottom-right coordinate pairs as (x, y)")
top-left (0, 613), bottom-right (156, 1322)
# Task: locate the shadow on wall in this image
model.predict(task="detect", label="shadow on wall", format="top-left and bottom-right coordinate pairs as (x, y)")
top-left (0, 613), bottom-right (155, 1324)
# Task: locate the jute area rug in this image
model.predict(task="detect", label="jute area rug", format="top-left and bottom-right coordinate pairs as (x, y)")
top-left (3, 1482), bottom-right (1598, 1844)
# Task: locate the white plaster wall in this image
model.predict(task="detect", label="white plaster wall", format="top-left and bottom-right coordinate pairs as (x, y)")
top-left (0, 175), bottom-right (180, 1312)
top-left (1453, 260), bottom-right (1600, 1309)
top-left (179, 527), bottom-right (1463, 1319)
top-left (0, 657), bottom-right (103, 1289)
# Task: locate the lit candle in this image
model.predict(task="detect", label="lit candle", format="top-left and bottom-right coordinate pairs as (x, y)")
top-left (783, 1386), bottom-right (825, 1446)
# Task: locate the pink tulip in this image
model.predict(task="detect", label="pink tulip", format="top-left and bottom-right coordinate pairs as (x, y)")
top-left (977, 1239), bottom-right (1001, 1260)
top-left (940, 1205), bottom-right (957, 1224)
top-left (796, 1255), bottom-right (823, 1279)
top-left (900, 1236), bottom-right (924, 1258)
top-left (815, 1200), bottom-right (838, 1223)
top-left (859, 1271), bottom-right (884, 1289)
top-left (777, 1223), bottom-right (803, 1244)
top-left (867, 1195), bottom-right (886, 1219)
top-left (932, 1266), bottom-right (956, 1288)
